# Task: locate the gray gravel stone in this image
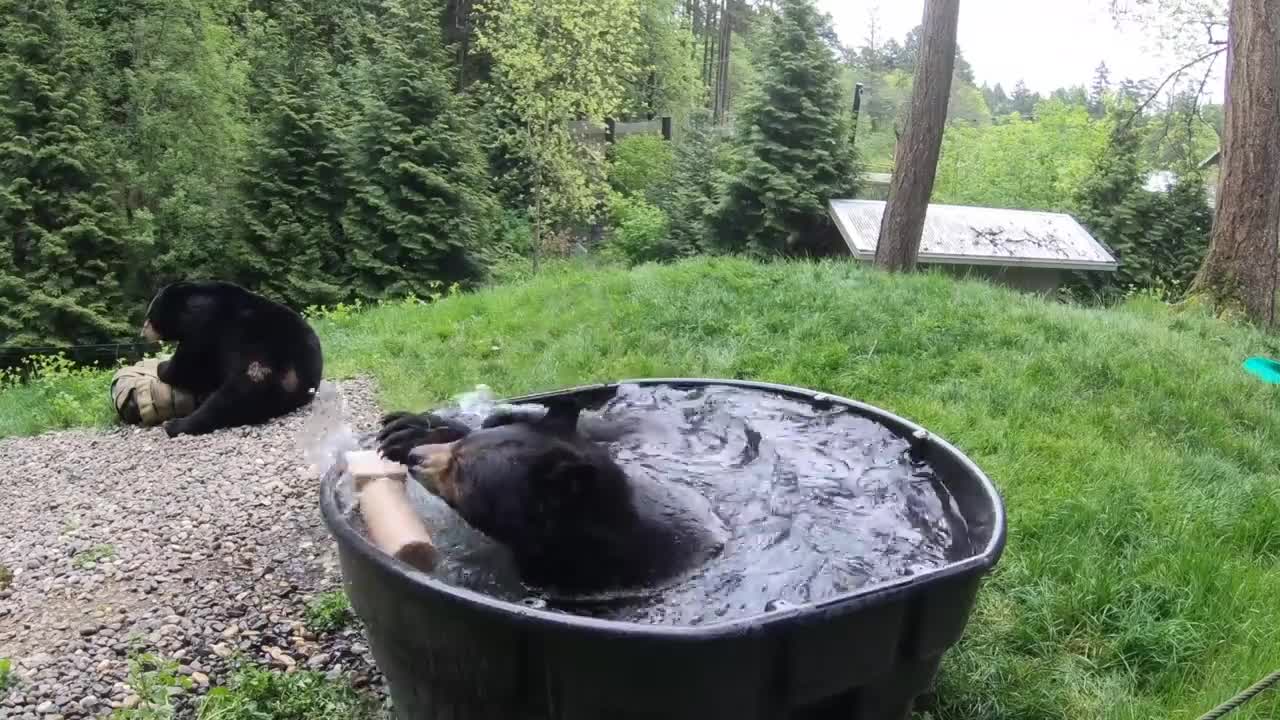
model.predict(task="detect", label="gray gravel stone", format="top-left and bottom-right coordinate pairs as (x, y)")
top-left (0, 378), bottom-right (387, 717)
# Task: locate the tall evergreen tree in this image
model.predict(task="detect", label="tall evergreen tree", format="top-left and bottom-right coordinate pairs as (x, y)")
top-left (1089, 61), bottom-right (1111, 118)
top-left (1010, 79), bottom-right (1040, 117)
top-left (899, 23), bottom-right (973, 82)
top-left (343, 0), bottom-right (495, 300)
top-left (880, 38), bottom-right (906, 70)
top-left (0, 0), bottom-right (135, 346)
top-left (234, 3), bottom-right (351, 308)
top-left (711, 0), bottom-right (859, 256)
top-left (984, 82), bottom-right (1011, 117)
top-left (236, 64), bottom-right (350, 307)
top-left (1071, 119), bottom-right (1212, 299)
top-left (1075, 121), bottom-right (1145, 290)
top-left (662, 109), bottom-right (725, 254)
top-left (74, 0), bottom-right (252, 291)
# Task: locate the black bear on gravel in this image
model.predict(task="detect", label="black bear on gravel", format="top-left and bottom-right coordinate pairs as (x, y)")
top-left (377, 401), bottom-right (725, 593)
top-left (141, 281), bottom-right (324, 438)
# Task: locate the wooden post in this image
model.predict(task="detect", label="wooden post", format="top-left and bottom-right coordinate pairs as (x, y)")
top-left (850, 82), bottom-right (864, 147)
top-left (873, 0), bottom-right (960, 272)
top-left (661, 116), bottom-right (673, 141)
top-left (605, 118), bottom-right (617, 144)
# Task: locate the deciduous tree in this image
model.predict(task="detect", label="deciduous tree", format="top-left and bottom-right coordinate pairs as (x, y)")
top-left (475, 0), bottom-right (643, 262)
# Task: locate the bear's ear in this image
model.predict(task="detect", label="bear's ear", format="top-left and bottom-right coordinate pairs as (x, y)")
top-left (538, 399), bottom-right (582, 434)
top-left (481, 407), bottom-right (544, 429)
top-left (157, 281), bottom-right (198, 304)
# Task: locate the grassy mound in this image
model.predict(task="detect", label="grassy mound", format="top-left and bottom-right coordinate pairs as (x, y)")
top-left (6, 258), bottom-right (1280, 717)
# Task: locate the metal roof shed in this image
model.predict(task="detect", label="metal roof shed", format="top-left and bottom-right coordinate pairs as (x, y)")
top-left (827, 199), bottom-right (1118, 293)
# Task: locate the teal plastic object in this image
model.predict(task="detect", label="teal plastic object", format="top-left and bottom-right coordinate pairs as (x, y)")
top-left (1243, 356), bottom-right (1280, 384)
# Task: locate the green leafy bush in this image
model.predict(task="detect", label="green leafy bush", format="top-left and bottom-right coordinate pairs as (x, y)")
top-left (608, 134), bottom-right (674, 203)
top-left (476, 210), bottom-right (540, 285)
top-left (933, 99), bottom-right (1108, 211)
top-left (304, 591), bottom-right (354, 633)
top-left (604, 193), bottom-right (679, 265)
top-left (0, 353), bottom-right (113, 432)
top-left (111, 653), bottom-right (191, 719)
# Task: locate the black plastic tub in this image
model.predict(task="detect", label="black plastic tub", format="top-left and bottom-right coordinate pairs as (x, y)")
top-left (320, 379), bottom-right (1007, 720)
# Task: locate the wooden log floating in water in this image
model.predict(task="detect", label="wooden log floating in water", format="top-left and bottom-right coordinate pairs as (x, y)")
top-left (346, 450), bottom-right (438, 572)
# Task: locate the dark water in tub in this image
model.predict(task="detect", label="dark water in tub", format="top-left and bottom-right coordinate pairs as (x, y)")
top-left (329, 384), bottom-right (971, 627)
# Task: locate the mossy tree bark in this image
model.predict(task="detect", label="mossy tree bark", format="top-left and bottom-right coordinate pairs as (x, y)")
top-left (1191, 0), bottom-right (1280, 325)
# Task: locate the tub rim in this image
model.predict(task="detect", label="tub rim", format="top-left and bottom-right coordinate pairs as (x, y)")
top-left (319, 377), bottom-right (1008, 639)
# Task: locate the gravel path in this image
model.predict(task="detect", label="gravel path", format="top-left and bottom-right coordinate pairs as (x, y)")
top-left (0, 378), bottom-right (389, 719)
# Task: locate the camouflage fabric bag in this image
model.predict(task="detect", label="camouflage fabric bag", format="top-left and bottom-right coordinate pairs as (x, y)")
top-left (110, 358), bottom-right (200, 426)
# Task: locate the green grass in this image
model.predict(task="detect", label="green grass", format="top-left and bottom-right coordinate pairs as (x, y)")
top-left (197, 665), bottom-right (378, 720)
top-left (6, 257), bottom-right (1280, 717)
top-left (0, 353), bottom-right (116, 437)
top-left (106, 653), bottom-right (377, 720)
top-left (0, 563), bottom-right (11, 591)
top-left (303, 591), bottom-right (353, 634)
top-left (110, 653), bottom-right (191, 720)
top-left (74, 544), bottom-right (116, 569)
top-left (0, 657), bottom-right (13, 694)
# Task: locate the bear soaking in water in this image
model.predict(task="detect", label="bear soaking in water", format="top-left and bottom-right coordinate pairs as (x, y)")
top-left (377, 401), bottom-right (726, 593)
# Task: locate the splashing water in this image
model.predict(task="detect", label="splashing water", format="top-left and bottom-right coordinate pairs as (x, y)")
top-left (321, 383), bottom-right (529, 590)
top-left (303, 382), bottom-right (526, 480)
top-left (300, 382), bottom-right (359, 479)
top-left (455, 384), bottom-right (499, 416)
top-left (448, 384), bottom-right (547, 427)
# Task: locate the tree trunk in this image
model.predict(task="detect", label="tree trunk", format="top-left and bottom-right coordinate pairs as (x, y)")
top-left (528, 124), bottom-right (543, 271)
top-left (873, 0), bottom-right (960, 271)
top-left (702, 1), bottom-right (717, 90)
top-left (1190, 0), bottom-right (1280, 325)
top-left (445, 0), bottom-right (472, 89)
top-left (713, 0), bottom-right (731, 123)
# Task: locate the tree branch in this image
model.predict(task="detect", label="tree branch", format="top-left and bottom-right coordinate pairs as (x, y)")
top-left (1205, 21), bottom-right (1227, 45)
top-left (1187, 49), bottom-right (1221, 143)
top-left (1122, 46), bottom-right (1226, 130)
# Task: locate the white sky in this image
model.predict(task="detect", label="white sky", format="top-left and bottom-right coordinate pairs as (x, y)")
top-left (816, 0), bottom-right (1226, 101)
